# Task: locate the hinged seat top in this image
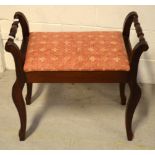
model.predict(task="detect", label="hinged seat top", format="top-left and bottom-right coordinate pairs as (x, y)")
top-left (24, 31), bottom-right (130, 72)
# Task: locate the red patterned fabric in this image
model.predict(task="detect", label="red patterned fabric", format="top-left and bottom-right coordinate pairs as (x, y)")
top-left (24, 32), bottom-right (130, 72)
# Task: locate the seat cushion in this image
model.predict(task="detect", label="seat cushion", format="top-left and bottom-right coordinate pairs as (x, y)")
top-left (24, 31), bottom-right (130, 72)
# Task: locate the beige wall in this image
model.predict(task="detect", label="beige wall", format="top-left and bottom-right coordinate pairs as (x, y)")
top-left (0, 25), bottom-right (5, 72)
top-left (0, 5), bottom-right (155, 83)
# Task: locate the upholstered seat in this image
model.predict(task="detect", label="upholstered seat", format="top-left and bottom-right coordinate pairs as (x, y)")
top-left (24, 31), bottom-right (130, 72)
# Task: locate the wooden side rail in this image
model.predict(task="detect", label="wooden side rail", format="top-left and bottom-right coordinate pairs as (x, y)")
top-left (123, 11), bottom-right (149, 140)
top-left (4, 12), bottom-right (30, 141)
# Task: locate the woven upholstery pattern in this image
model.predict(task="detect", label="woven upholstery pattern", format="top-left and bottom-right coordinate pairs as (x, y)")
top-left (24, 31), bottom-right (130, 72)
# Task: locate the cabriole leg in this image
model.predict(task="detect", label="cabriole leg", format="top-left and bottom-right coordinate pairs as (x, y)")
top-left (12, 80), bottom-right (26, 141)
top-left (125, 82), bottom-right (141, 140)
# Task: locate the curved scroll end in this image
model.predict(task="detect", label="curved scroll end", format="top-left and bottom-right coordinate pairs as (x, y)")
top-left (123, 11), bottom-right (138, 38)
top-left (134, 40), bottom-right (149, 52)
top-left (5, 40), bottom-right (24, 66)
top-left (14, 11), bottom-right (30, 37)
top-left (5, 39), bottom-right (21, 53)
top-left (5, 40), bottom-right (16, 53)
top-left (141, 40), bottom-right (149, 52)
top-left (5, 40), bottom-right (24, 63)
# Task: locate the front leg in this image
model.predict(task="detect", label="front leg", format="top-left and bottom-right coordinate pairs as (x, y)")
top-left (12, 80), bottom-right (26, 141)
top-left (125, 82), bottom-right (141, 140)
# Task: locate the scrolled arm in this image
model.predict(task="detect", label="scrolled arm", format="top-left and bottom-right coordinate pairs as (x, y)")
top-left (123, 11), bottom-right (149, 83)
top-left (123, 11), bottom-right (147, 42)
top-left (5, 12), bottom-right (29, 80)
top-left (123, 11), bottom-right (148, 44)
top-left (123, 11), bottom-right (149, 61)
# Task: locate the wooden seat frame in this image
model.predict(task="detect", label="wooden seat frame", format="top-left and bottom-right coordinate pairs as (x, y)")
top-left (5, 11), bottom-right (149, 141)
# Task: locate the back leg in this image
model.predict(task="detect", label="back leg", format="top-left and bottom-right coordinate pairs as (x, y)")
top-left (119, 82), bottom-right (126, 105)
top-left (25, 83), bottom-right (32, 105)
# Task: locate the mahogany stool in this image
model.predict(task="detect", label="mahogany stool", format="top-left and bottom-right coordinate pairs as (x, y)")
top-left (5, 11), bottom-right (149, 141)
